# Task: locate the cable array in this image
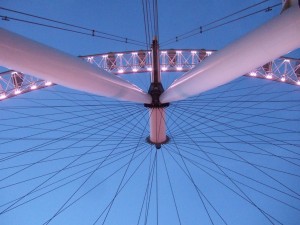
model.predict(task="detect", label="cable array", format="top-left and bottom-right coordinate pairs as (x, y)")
top-left (161, 0), bottom-right (281, 46)
top-left (0, 7), bottom-right (146, 47)
top-left (142, 0), bottom-right (160, 49)
top-left (0, 73), bottom-right (299, 225)
top-left (1, 1), bottom-right (300, 225)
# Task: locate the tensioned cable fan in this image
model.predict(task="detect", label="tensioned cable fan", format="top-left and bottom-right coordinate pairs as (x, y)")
top-left (0, 0), bottom-right (299, 148)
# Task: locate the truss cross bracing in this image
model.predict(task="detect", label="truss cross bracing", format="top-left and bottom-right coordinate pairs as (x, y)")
top-left (0, 49), bottom-right (299, 101)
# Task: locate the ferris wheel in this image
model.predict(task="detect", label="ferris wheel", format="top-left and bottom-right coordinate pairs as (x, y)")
top-left (0, 1), bottom-right (300, 225)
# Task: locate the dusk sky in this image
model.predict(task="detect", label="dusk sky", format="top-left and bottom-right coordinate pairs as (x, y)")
top-left (0, 1), bottom-right (299, 225)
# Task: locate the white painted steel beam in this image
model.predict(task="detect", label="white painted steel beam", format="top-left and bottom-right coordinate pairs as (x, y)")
top-left (149, 108), bottom-right (167, 145)
top-left (0, 28), bottom-right (151, 104)
top-left (160, 4), bottom-right (300, 103)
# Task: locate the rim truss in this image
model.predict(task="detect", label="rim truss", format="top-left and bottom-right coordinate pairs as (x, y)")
top-left (0, 49), bottom-right (299, 101)
top-left (0, 70), bottom-right (54, 100)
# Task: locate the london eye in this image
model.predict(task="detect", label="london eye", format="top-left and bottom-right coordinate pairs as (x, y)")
top-left (0, 1), bottom-right (300, 225)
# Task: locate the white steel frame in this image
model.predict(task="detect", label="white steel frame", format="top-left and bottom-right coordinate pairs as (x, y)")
top-left (0, 49), bottom-right (299, 101)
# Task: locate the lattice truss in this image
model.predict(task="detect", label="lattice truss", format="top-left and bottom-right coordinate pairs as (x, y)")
top-left (1, 49), bottom-right (299, 100)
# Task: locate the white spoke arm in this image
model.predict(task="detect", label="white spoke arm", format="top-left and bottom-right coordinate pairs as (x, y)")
top-left (0, 28), bottom-right (151, 104)
top-left (160, 5), bottom-right (300, 103)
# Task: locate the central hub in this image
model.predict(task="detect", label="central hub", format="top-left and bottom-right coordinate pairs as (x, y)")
top-left (144, 83), bottom-right (169, 108)
top-left (144, 38), bottom-right (170, 149)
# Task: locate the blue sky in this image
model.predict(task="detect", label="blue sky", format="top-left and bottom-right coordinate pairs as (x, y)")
top-left (0, 1), bottom-right (300, 225)
top-left (2, 0), bottom-right (297, 55)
